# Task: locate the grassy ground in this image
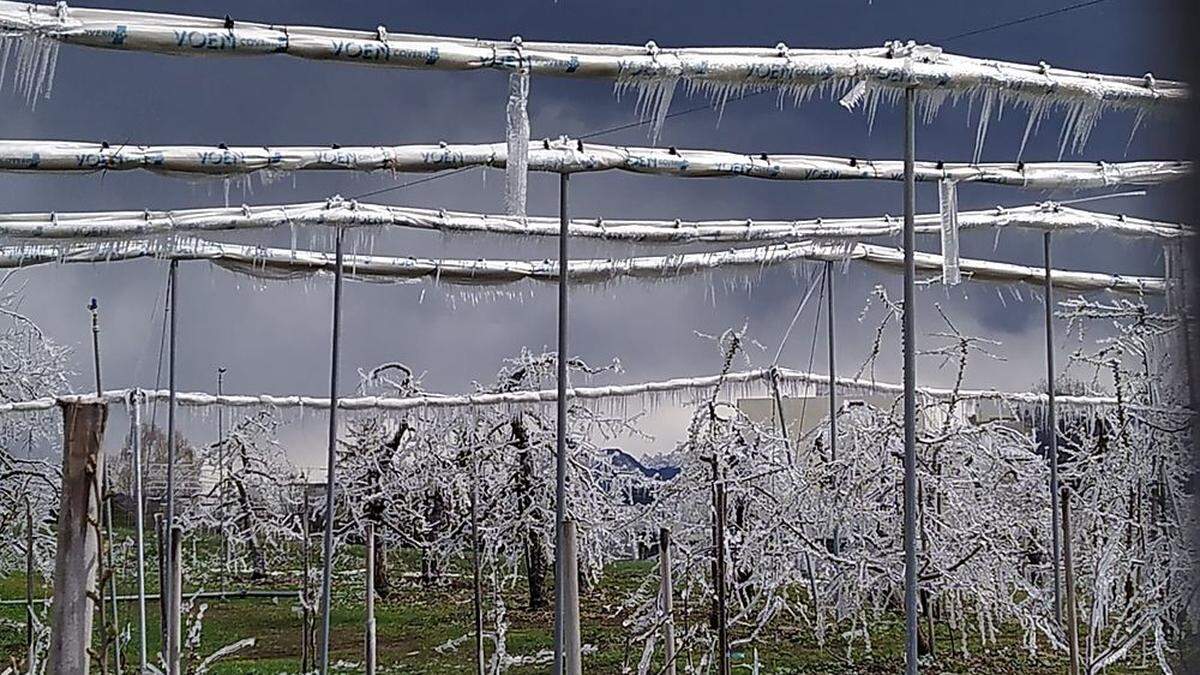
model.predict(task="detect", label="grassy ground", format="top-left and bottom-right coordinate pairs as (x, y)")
top-left (0, 530), bottom-right (1158, 673)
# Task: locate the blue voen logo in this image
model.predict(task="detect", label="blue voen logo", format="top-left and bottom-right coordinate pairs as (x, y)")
top-left (112, 25), bottom-right (127, 46)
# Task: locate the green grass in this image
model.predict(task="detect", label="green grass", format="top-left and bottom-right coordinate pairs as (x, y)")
top-left (0, 533), bottom-right (1164, 673)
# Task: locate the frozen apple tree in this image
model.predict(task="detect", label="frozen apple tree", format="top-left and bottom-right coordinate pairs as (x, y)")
top-left (1051, 296), bottom-right (1196, 672)
top-left (0, 272), bottom-right (70, 580)
top-left (192, 409), bottom-right (301, 584)
top-left (616, 292), bottom-right (1195, 673)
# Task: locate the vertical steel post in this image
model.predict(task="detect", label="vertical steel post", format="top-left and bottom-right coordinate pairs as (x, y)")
top-left (217, 367), bottom-right (228, 594)
top-left (164, 260), bottom-right (180, 675)
top-left (318, 226), bottom-right (346, 675)
top-left (826, 261), bottom-right (840, 557)
top-left (553, 173), bottom-right (570, 675)
top-left (901, 86), bottom-right (920, 675)
top-left (90, 298), bottom-right (122, 674)
top-left (132, 392), bottom-right (149, 674)
top-left (562, 521), bottom-right (582, 675)
top-left (1044, 232), bottom-right (1063, 625)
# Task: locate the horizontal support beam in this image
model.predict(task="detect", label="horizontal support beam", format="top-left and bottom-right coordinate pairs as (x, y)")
top-left (0, 138), bottom-right (1187, 189)
top-left (0, 237), bottom-right (1163, 295)
top-left (0, 2), bottom-right (1183, 112)
top-left (0, 369), bottom-right (1150, 415)
top-left (0, 199), bottom-right (1187, 242)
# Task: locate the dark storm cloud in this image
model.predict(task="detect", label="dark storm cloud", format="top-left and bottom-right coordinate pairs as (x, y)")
top-left (0, 0), bottom-right (1186, 460)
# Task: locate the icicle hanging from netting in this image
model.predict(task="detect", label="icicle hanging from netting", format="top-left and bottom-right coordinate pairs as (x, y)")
top-left (505, 59), bottom-right (531, 219)
top-left (939, 178), bottom-right (961, 286)
top-left (0, 28), bottom-right (60, 108)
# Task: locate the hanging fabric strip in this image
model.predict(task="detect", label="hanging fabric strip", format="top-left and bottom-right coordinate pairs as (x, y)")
top-left (939, 178), bottom-right (961, 285)
top-left (505, 66), bottom-right (531, 218)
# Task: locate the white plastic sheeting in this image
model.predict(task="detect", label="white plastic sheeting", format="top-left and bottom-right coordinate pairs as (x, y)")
top-left (0, 368), bottom-right (1139, 415)
top-left (0, 199), bottom-right (1189, 243)
top-left (0, 138), bottom-right (1188, 188)
top-left (0, 3), bottom-right (1185, 152)
top-left (0, 237), bottom-right (1165, 295)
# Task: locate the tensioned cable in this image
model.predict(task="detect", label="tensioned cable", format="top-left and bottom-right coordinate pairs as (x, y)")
top-left (939, 0), bottom-right (1116, 43)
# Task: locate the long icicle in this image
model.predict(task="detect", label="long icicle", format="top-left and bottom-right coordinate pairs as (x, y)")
top-left (505, 61), bottom-right (531, 219)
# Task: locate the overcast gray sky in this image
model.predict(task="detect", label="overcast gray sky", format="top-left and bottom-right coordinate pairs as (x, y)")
top-left (1, 0), bottom-right (1187, 466)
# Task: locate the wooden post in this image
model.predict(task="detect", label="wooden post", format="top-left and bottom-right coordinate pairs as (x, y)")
top-left (1062, 491), bottom-right (1081, 675)
top-left (714, 478), bottom-right (730, 675)
top-left (169, 525), bottom-right (182, 675)
top-left (47, 401), bottom-right (107, 675)
top-left (471, 459), bottom-right (485, 675)
top-left (365, 523), bottom-right (377, 675)
top-left (301, 496), bottom-right (312, 673)
top-left (561, 521), bottom-right (582, 675)
top-left (659, 527), bottom-right (677, 675)
top-left (25, 496), bottom-right (35, 669)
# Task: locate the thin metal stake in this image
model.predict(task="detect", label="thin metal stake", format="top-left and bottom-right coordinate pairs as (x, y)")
top-left (217, 367), bottom-right (228, 594)
top-left (826, 261), bottom-right (840, 557)
top-left (91, 298), bottom-right (122, 674)
top-left (132, 392), bottom-right (149, 674)
top-left (164, 260), bottom-right (180, 675)
top-left (553, 173), bottom-right (570, 675)
top-left (901, 86), bottom-right (920, 675)
top-left (1044, 232), bottom-right (1063, 625)
top-left (318, 226), bottom-right (346, 675)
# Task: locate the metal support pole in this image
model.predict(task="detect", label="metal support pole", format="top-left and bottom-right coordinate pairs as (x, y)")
top-left (217, 368), bottom-right (228, 594)
top-left (553, 173), bottom-right (571, 675)
top-left (826, 261), bottom-right (840, 557)
top-left (90, 299), bottom-right (122, 674)
top-left (901, 86), bottom-right (920, 675)
top-left (163, 260), bottom-right (180, 674)
top-left (659, 527), bottom-right (677, 675)
top-left (132, 393), bottom-right (149, 674)
top-left (1044, 233), bottom-right (1063, 625)
top-left (318, 226), bottom-right (346, 675)
top-left (365, 523), bottom-right (377, 675)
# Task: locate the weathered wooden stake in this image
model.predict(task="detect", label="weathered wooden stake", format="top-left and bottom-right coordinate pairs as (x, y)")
top-left (471, 456), bottom-right (485, 675)
top-left (47, 402), bottom-right (107, 675)
top-left (659, 527), bottom-right (677, 675)
top-left (169, 525), bottom-right (182, 675)
top-left (1062, 491), bottom-right (1081, 675)
top-left (715, 478), bottom-right (730, 675)
top-left (561, 521), bottom-right (582, 675)
top-left (365, 523), bottom-right (377, 675)
top-left (25, 496), bottom-right (35, 669)
top-left (301, 495), bottom-right (312, 673)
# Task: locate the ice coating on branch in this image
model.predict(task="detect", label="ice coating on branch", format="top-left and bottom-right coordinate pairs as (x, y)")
top-left (939, 179), bottom-right (961, 286)
top-left (505, 68), bottom-right (530, 219)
